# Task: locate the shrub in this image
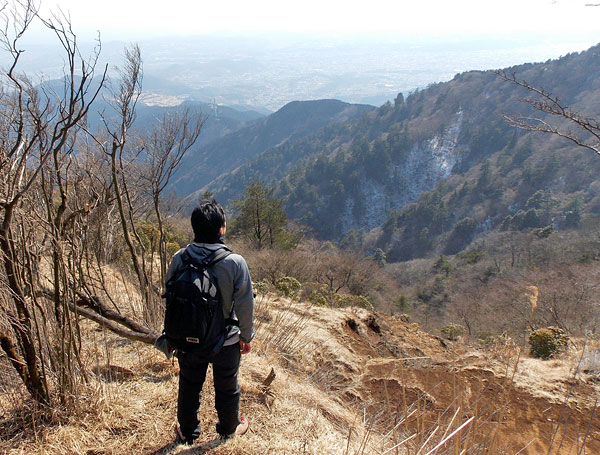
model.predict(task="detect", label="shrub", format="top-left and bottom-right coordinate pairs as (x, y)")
top-left (253, 280), bottom-right (271, 295)
top-left (136, 221), bottom-right (159, 251)
top-left (441, 323), bottom-right (465, 341)
top-left (533, 225), bottom-right (554, 239)
top-left (458, 250), bottom-right (484, 264)
top-left (528, 327), bottom-right (569, 359)
top-left (476, 330), bottom-right (496, 345)
top-left (166, 241), bottom-right (181, 257)
top-left (433, 255), bottom-right (452, 276)
top-left (333, 294), bottom-right (374, 311)
top-left (395, 295), bottom-right (409, 313)
top-left (373, 248), bottom-right (387, 267)
top-left (275, 276), bottom-right (301, 299)
top-left (308, 290), bottom-right (329, 307)
top-left (578, 252), bottom-right (597, 263)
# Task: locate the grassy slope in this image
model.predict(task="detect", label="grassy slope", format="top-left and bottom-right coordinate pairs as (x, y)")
top-left (1, 294), bottom-right (599, 454)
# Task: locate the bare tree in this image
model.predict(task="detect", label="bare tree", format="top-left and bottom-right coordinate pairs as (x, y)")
top-left (99, 44), bottom-right (159, 323)
top-left (0, 0), bottom-right (106, 405)
top-left (141, 108), bottom-right (204, 287)
top-left (90, 45), bottom-right (204, 327)
top-left (0, 0), bottom-right (207, 411)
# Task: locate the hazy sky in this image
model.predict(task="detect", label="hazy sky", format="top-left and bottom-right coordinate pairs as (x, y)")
top-left (38, 0), bottom-right (599, 41)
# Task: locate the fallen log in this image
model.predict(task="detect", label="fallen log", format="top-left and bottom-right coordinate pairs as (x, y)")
top-left (75, 295), bottom-right (156, 336)
top-left (68, 299), bottom-right (159, 344)
top-left (35, 287), bottom-right (159, 345)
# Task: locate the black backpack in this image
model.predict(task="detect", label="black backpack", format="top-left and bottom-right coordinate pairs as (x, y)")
top-left (163, 246), bottom-right (233, 355)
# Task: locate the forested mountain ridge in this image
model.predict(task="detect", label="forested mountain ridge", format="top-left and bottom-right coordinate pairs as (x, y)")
top-left (172, 99), bottom-right (375, 199)
top-left (205, 110), bottom-right (373, 204)
top-left (172, 44), bottom-right (600, 262)
top-left (239, 44), bottom-right (600, 260)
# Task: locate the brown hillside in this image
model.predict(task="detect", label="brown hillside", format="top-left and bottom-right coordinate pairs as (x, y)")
top-left (259, 299), bottom-right (599, 455)
top-left (1, 295), bottom-right (598, 454)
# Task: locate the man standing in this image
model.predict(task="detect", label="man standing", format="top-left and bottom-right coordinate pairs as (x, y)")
top-left (164, 198), bottom-right (254, 444)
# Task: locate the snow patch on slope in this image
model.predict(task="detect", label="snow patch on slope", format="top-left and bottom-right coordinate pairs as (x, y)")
top-left (340, 110), bottom-right (464, 234)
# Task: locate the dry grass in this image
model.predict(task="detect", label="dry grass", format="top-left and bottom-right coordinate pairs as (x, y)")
top-left (1, 340), bottom-right (180, 455)
top-left (1, 291), bottom-right (599, 455)
top-left (0, 295), bottom-right (381, 455)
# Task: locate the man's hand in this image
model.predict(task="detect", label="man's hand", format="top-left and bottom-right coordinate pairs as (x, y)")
top-left (239, 341), bottom-right (252, 355)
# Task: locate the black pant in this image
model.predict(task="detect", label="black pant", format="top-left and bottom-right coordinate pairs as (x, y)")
top-left (176, 343), bottom-right (241, 439)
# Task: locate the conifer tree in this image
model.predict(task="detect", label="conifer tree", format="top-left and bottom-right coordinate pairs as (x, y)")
top-left (231, 181), bottom-right (298, 249)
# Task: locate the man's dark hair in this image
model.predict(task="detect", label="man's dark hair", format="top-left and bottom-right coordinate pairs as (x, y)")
top-left (191, 199), bottom-right (226, 243)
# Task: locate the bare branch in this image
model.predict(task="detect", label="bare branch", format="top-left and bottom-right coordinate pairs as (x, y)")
top-left (497, 70), bottom-right (600, 156)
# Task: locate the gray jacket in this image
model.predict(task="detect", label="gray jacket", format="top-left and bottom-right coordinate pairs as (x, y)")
top-left (165, 242), bottom-right (255, 345)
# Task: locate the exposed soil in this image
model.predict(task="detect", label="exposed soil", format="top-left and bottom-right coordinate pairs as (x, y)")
top-left (275, 301), bottom-right (600, 454)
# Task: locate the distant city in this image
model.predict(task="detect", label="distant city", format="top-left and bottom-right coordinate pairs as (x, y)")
top-left (4, 32), bottom-right (598, 112)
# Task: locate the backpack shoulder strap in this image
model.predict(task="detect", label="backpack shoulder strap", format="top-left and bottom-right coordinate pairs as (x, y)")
top-left (178, 245), bottom-right (230, 267)
top-left (165, 249), bottom-right (193, 289)
top-left (207, 246), bottom-right (231, 266)
top-left (179, 249), bottom-right (193, 265)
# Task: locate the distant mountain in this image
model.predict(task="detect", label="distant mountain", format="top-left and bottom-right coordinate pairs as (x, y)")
top-left (172, 99), bottom-right (375, 199)
top-left (230, 44), bottom-right (600, 260)
top-left (132, 101), bottom-right (265, 148)
top-left (37, 76), bottom-right (266, 149)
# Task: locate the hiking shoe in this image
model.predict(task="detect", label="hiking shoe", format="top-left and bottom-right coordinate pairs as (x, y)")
top-left (175, 424), bottom-right (195, 446)
top-left (218, 416), bottom-right (249, 440)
